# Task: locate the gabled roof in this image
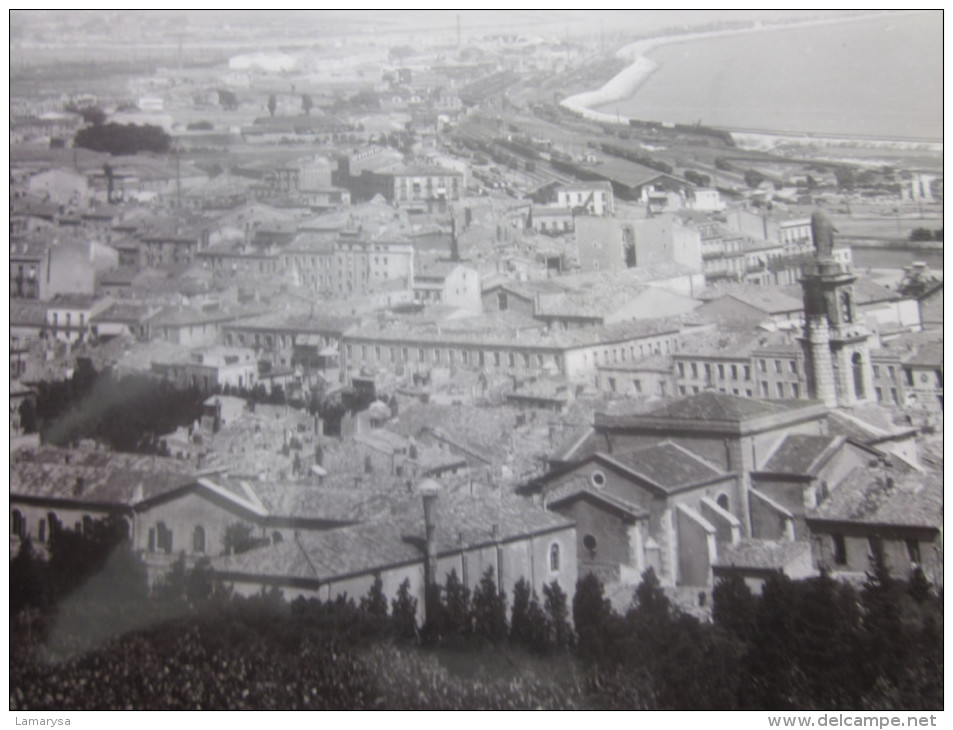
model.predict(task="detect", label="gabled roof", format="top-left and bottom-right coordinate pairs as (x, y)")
top-left (10, 454), bottom-right (194, 508)
top-left (546, 483), bottom-right (648, 520)
top-left (10, 300), bottom-right (50, 327)
top-left (718, 287), bottom-right (803, 315)
top-left (807, 466), bottom-right (942, 531)
top-left (826, 408), bottom-right (915, 445)
top-left (212, 492), bottom-right (572, 582)
top-left (533, 440), bottom-right (726, 496)
top-left (557, 180), bottom-right (612, 193)
top-left (903, 342), bottom-right (942, 368)
top-left (149, 304), bottom-right (248, 328)
top-left (549, 425), bottom-right (596, 463)
top-left (851, 278), bottom-right (902, 305)
top-left (91, 302), bottom-right (156, 324)
top-left (605, 441), bottom-right (726, 492)
top-left (644, 392), bottom-right (806, 423)
top-left (757, 434), bottom-right (847, 476)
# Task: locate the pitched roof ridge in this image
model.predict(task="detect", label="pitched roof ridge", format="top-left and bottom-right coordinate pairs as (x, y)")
top-left (662, 439), bottom-right (725, 474)
top-left (756, 433), bottom-right (791, 470)
top-left (803, 434), bottom-right (847, 475)
top-left (748, 486), bottom-right (795, 518)
top-left (554, 425), bottom-right (595, 462)
top-left (197, 476), bottom-right (269, 517)
top-left (596, 452), bottom-right (662, 490)
top-left (830, 409), bottom-right (889, 437)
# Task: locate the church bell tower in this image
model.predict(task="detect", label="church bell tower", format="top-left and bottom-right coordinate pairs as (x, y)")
top-left (799, 211), bottom-right (874, 408)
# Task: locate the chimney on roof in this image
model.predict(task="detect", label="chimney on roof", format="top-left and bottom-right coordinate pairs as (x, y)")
top-left (74, 476), bottom-right (85, 496)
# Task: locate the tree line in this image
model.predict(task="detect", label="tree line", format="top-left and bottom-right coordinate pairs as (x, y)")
top-left (9, 512), bottom-right (942, 710)
top-left (27, 365), bottom-right (205, 453)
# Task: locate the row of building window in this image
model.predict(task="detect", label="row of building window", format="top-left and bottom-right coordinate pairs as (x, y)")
top-left (675, 358), bottom-right (798, 382)
top-left (672, 382), bottom-right (801, 399)
top-left (10, 510), bottom-right (130, 544)
top-left (347, 343), bottom-right (561, 370)
top-left (593, 339), bottom-right (674, 366)
top-left (830, 534), bottom-right (921, 567)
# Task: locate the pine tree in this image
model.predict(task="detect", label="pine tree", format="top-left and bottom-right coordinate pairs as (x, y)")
top-left (746, 572), bottom-right (795, 709)
top-left (712, 572), bottom-right (757, 642)
top-left (391, 578), bottom-right (418, 641)
top-left (790, 570), bottom-right (863, 708)
top-left (861, 549), bottom-right (906, 686)
top-left (268, 94), bottom-right (277, 117)
top-left (471, 566), bottom-right (507, 642)
top-left (509, 577), bottom-right (533, 646)
top-left (360, 574), bottom-right (389, 621)
top-left (573, 573), bottom-right (613, 661)
top-left (442, 569), bottom-right (471, 640)
top-left (630, 567), bottom-right (670, 622)
top-left (543, 579), bottom-right (573, 650)
top-left (525, 590), bottom-right (551, 654)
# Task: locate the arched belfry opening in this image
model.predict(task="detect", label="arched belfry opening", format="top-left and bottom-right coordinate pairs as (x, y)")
top-left (799, 210), bottom-right (873, 408)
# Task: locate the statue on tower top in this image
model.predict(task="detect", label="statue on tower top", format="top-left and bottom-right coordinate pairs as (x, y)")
top-left (811, 210), bottom-right (838, 258)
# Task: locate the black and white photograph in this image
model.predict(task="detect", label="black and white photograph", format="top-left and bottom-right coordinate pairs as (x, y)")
top-left (8, 9), bottom-right (943, 716)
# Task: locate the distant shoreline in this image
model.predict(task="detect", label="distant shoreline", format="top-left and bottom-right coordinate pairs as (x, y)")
top-left (561, 10), bottom-right (940, 148)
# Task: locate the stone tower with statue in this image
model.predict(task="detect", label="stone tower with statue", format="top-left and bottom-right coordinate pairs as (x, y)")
top-left (799, 211), bottom-right (874, 408)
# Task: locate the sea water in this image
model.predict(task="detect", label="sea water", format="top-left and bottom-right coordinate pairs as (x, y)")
top-left (595, 12), bottom-right (941, 141)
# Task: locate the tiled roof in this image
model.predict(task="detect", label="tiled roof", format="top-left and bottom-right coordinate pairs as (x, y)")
top-left (903, 342), bottom-right (943, 368)
top-left (224, 310), bottom-right (358, 335)
top-left (149, 303), bottom-right (260, 328)
top-left (557, 180), bottom-right (612, 192)
top-left (850, 278), bottom-right (902, 305)
top-left (10, 300), bottom-right (49, 327)
top-left (234, 481), bottom-right (375, 523)
top-left (758, 434), bottom-right (844, 475)
top-left (641, 392), bottom-right (809, 423)
top-left (98, 267), bottom-right (140, 286)
top-left (826, 407), bottom-right (911, 444)
top-left (10, 453), bottom-right (193, 507)
top-left (546, 482), bottom-right (648, 518)
top-left (808, 466), bottom-right (942, 530)
top-left (599, 353), bottom-right (673, 373)
top-left (714, 539), bottom-right (812, 570)
top-left (606, 441), bottom-right (724, 491)
top-left (580, 156), bottom-right (682, 189)
top-left (91, 302), bottom-right (155, 324)
top-left (212, 492), bottom-right (572, 581)
top-left (414, 261), bottom-right (462, 281)
top-left (720, 288), bottom-right (803, 314)
top-left (388, 403), bottom-right (520, 464)
top-left (675, 330), bottom-right (761, 358)
top-left (49, 294), bottom-right (102, 310)
top-left (533, 206), bottom-right (574, 217)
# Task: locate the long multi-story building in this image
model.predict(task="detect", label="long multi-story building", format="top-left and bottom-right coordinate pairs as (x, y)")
top-left (341, 317), bottom-right (704, 382)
